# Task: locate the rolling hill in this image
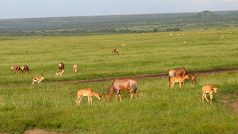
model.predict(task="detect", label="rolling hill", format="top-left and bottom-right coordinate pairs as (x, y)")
top-left (0, 10), bottom-right (238, 35)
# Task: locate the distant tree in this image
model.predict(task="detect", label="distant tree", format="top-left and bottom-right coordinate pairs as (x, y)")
top-left (153, 28), bottom-right (159, 32)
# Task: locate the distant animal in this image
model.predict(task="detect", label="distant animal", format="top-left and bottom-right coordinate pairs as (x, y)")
top-left (76, 88), bottom-right (102, 106)
top-left (168, 67), bottom-right (196, 84)
top-left (73, 64), bottom-right (78, 73)
top-left (21, 65), bottom-right (30, 73)
top-left (106, 78), bottom-right (138, 101)
top-left (202, 84), bottom-right (218, 104)
top-left (58, 62), bottom-right (64, 70)
top-left (121, 43), bottom-right (126, 46)
top-left (56, 70), bottom-right (64, 77)
top-left (169, 75), bottom-right (189, 88)
top-left (10, 65), bottom-right (21, 73)
top-left (112, 48), bottom-right (119, 55)
top-left (32, 76), bottom-right (44, 84)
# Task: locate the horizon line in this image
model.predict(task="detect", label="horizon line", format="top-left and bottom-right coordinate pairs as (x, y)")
top-left (1, 9), bottom-right (237, 21)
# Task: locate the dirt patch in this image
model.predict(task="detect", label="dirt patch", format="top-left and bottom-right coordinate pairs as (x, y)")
top-left (6, 67), bottom-right (238, 85)
top-left (24, 129), bottom-right (63, 134)
top-left (229, 101), bottom-right (238, 113)
top-left (221, 93), bottom-right (238, 113)
top-left (51, 67), bottom-right (238, 84)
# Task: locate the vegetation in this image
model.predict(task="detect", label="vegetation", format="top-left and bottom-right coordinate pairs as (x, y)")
top-left (0, 72), bottom-right (238, 133)
top-left (0, 10), bottom-right (238, 36)
top-left (0, 25), bottom-right (238, 133)
top-left (0, 28), bottom-right (237, 84)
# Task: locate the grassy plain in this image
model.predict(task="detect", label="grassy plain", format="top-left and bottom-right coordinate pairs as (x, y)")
top-left (0, 28), bottom-right (238, 133)
top-left (0, 28), bottom-right (238, 83)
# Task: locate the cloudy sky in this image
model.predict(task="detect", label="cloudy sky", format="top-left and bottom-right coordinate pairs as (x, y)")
top-left (0, 0), bottom-right (238, 19)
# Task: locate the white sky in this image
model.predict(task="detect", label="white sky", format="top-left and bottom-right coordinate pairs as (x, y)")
top-left (0, 0), bottom-right (238, 19)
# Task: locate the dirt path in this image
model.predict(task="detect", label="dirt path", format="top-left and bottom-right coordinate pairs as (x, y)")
top-left (24, 129), bottom-right (63, 134)
top-left (51, 67), bottom-right (238, 84)
top-left (221, 93), bottom-right (238, 113)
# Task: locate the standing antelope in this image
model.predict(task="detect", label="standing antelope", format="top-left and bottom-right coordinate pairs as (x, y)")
top-left (106, 78), bottom-right (138, 102)
top-left (32, 76), bottom-right (44, 84)
top-left (73, 64), bottom-right (78, 73)
top-left (169, 75), bottom-right (189, 88)
top-left (202, 84), bottom-right (218, 104)
top-left (58, 62), bottom-right (64, 71)
top-left (76, 88), bottom-right (102, 106)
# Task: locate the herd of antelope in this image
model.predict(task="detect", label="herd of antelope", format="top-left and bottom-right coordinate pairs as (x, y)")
top-left (10, 62), bottom-right (218, 106)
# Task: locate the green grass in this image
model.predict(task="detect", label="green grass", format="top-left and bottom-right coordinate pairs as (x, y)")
top-left (0, 28), bottom-right (238, 83)
top-left (0, 72), bottom-right (238, 133)
top-left (0, 28), bottom-right (238, 133)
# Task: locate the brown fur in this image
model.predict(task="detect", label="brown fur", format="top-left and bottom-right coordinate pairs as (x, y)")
top-left (169, 67), bottom-right (187, 78)
top-left (106, 78), bottom-right (137, 101)
top-left (168, 67), bottom-right (197, 84)
top-left (10, 65), bottom-right (22, 73)
top-left (202, 84), bottom-right (218, 104)
top-left (32, 76), bottom-right (44, 84)
top-left (56, 70), bottom-right (64, 77)
top-left (58, 62), bottom-right (64, 70)
top-left (112, 48), bottom-right (119, 55)
top-left (21, 65), bottom-right (30, 73)
top-left (76, 88), bottom-right (101, 106)
top-left (188, 73), bottom-right (197, 84)
top-left (169, 75), bottom-right (189, 88)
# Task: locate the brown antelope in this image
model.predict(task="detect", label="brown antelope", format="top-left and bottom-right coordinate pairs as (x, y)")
top-left (21, 65), bottom-right (30, 73)
top-left (169, 67), bottom-right (187, 78)
top-left (106, 78), bottom-right (138, 102)
top-left (56, 70), bottom-right (64, 77)
top-left (58, 62), bottom-right (64, 70)
top-left (112, 48), bottom-right (119, 55)
top-left (168, 67), bottom-right (196, 84)
top-left (202, 84), bottom-right (218, 104)
top-left (169, 75), bottom-right (189, 88)
top-left (76, 88), bottom-right (102, 106)
top-left (72, 64), bottom-right (78, 73)
top-left (188, 73), bottom-right (197, 84)
top-left (10, 65), bottom-right (21, 73)
top-left (32, 76), bottom-right (44, 84)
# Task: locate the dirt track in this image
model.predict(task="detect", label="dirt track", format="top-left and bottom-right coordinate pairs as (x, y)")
top-left (53, 67), bottom-right (238, 84)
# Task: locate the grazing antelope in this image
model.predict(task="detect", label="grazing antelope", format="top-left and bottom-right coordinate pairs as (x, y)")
top-left (21, 65), bottom-right (30, 73)
top-left (169, 67), bottom-right (187, 78)
top-left (58, 62), bottom-right (64, 70)
top-left (32, 76), bottom-right (44, 84)
top-left (106, 78), bottom-right (138, 102)
top-left (202, 84), bottom-right (218, 104)
top-left (112, 48), bottom-right (119, 55)
top-left (72, 64), bottom-right (78, 73)
top-left (76, 88), bottom-right (102, 106)
top-left (188, 73), bottom-right (197, 84)
top-left (168, 67), bottom-right (197, 84)
top-left (169, 75), bottom-right (189, 88)
top-left (56, 70), bottom-right (64, 77)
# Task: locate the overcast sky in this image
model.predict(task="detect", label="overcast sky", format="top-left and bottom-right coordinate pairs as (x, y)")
top-left (0, 0), bottom-right (238, 19)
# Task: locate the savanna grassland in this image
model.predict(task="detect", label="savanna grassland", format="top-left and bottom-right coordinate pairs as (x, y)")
top-left (0, 28), bottom-right (238, 133)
